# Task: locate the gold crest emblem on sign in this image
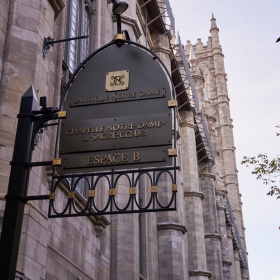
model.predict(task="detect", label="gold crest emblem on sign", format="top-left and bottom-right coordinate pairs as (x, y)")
top-left (106, 70), bottom-right (129, 91)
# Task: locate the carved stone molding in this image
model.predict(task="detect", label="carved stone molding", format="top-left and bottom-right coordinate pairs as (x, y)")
top-left (221, 147), bottom-right (236, 153)
top-left (222, 173), bottom-right (238, 179)
top-left (94, 216), bottom-right (110, 237)
top-left (157, 222), bottom-right (187, 235)
top-left (227, 234), bottom-right (233, 240)
top-left (184, 191), bottom-right (204, 200)
top-left (152, 46), bottom-right (172, 57)
top-left (179, 121), bottom-right (197, 131)
top-left (200, 173), bottom-right (216, 181)
top-left (189, 270), bottom-right (212, 278)
top-left (112, 14), bottom-right (142, 39)
top-left (216, 123), bottom-right (233, 129)
top-left (204, 233), bottom-right (222, 240)
top-left (222, 260), bottom-right (232, 266)
top-left (217, 205), bottom-right (227, 211)
top-left (216, 191), bottom-right (226, 197)
top-left (48, 244), bottom-right (93, 279)
top-left (49, 0), bottom-right (65, 18)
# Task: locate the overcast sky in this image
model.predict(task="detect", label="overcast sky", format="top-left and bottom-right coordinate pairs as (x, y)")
top-left (168, 0), bottom-right (280, 279)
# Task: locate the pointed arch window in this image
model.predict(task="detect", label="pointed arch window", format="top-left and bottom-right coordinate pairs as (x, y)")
top-left (64, 0), bottom-right (94, 76)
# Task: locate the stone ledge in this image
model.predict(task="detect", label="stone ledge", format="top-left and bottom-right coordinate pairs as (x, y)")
top-left (216, 191), bottom-right (226, 197)
top-left (113, 14), bottom-right (142, 39)
top-left (48, 244), bottom-right (93, 279)
top-left (152, 46), bottom-right (172, 56)
top-left (179, 121), bottom-right (197, 131)
top-left (221, 147), bottom-right (236, 153)
top-left (189, 270), bottom-right (212, 278)
top-left (184, 191), bottom-right (204, 200)
top-left (204, 233), bottom-right (222, 240)
top-left (200, 173), bottom-right (216, 181)
top-left (139, 274), bottom-right (146, 280)
top-left (222, 173), bottom-right (238, 179)
top-left (26, 201), bottom-right (48, 220)
top-left (222, 259), bottom-right (232, 266)
top-left (49, 0), bottom-right (65, 18)
top-left (217, 206), bottom-right (227, 211)
top-left (157, 222), bottom-right (187, 235)
top-left (94, 215), bottom-right (110, 237)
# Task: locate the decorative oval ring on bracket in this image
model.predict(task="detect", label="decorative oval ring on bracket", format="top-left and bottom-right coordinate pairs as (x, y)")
top-left (51, 178), bottom-right (71, 216)
top-left (92, 175), bottom-right (111, 213)
top-left (155, 170), bottom-right (176, 209)
top-left (133, 171), bottom-right (153, 210)
top-left (72, 176), bottom-right (91, 214)
top-left (113, 173), bottom-right (132, 212)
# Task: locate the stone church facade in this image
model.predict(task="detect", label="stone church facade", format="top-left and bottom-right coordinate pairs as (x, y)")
top-left (0, 0), bottom-right (249, 279)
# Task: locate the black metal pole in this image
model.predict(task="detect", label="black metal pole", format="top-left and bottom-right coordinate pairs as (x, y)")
top-left (116, 14), bottom-right (122, 34)
top-left (0, 86), bottom-right (38, 280)
top-left (44, 35), bottom-right (89, 46)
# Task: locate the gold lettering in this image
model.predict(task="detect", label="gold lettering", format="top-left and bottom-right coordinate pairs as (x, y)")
top-left (113, 124), bottom-right (120, 131)
top-left (107, 133), bottom-right (113, 139)
top-left (113, 154), bottom-right (121, 163)
top-left (121, 153), bottom-right (129, 163)
top-left (134, 130), bottom-right (140, 137)
top-left (87, 157), bottom-right (94, 165)
top-left (94, 156), bottom-right (100, 164)
top-left (65, 129), bottom-right (72, 135)
top-left (125, 131), bottom-right (131, 138)
top-left (106, 155), bottom-right (113, 164)
top-left (133, 152), bottom-right (140, 162)
top-left (100, 155), bottom-right (107, 163)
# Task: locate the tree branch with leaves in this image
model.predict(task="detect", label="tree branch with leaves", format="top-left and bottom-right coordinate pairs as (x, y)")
top-left (241, 127), bottom-right (280, 199)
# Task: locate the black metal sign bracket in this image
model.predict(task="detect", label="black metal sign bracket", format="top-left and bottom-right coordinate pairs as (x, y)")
top-left (43, 35), bottom-right (89, 59)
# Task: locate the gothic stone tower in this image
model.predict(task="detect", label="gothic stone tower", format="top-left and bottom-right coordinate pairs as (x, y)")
top-left (186, 14), bottom-right (249, 279)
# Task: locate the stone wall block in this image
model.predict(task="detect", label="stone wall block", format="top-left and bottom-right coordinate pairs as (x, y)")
top-left (13, 2), bottom-right (40, 21)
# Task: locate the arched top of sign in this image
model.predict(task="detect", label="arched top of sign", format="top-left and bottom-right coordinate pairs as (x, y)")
top-left (60, 41), bottom-right (175, 109)
top-left (55, 41), bottom-right (177, 175)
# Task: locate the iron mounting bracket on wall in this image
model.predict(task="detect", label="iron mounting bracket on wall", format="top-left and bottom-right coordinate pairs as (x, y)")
top-left (43, 35), bottom-right (89, 59)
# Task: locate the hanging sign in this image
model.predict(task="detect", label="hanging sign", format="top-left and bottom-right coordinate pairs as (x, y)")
top-left (57, 44), bottom-right (174, 173)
